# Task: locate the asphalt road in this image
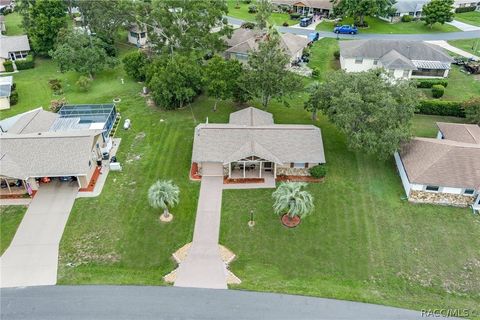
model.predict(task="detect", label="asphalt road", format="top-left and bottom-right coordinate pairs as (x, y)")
top-left (226, 16), bottom-right (480, 40)
top-left (1, 285), bottom-right (428, 320)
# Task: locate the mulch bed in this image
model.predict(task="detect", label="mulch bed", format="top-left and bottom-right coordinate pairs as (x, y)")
top-left (0, 193), bottom-right (31, 199)
top-left (79, 166), bottom-right (101, 192)
top-left (224, 177), bottom-right (265, 184)
top-left (281, 214), bottom-right (301, 228)
top-left (276, 175), bottom-right (325, 183)
top-left (190, 162), bottom-right (202, 181)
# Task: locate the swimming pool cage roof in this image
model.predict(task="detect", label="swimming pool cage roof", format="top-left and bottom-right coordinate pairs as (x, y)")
top-left (55, 104), bottom-right (118, 138)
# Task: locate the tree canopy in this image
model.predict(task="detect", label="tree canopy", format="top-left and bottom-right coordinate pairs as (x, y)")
top-left (255, 0), bottom-right (272, 30)
top-left (20, 0), bottom-right (68, 55)
top-left (309, 70), bottom-right (419, 159)
top-left (422, 0), bottom-right (454, 28)
top-left (244, 29), bottom-right (302, 109)
top-left (138, 0), bottom-right (231, 55)
top-left (146, 53), bottom-right (203, 109)
top-left (50, 29), bottom-right (118, 78)
top-left (272, 182), bottom-right (314, 219)
top-left (123, 50), bottom-right (149, 82)
top-left (332, 0), bottom-right (395, 26)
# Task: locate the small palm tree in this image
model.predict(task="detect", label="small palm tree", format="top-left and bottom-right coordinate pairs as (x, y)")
top-left (148, 180), bottom-right (180, 219)
top-left (272, 182), bottom-right (314, 221)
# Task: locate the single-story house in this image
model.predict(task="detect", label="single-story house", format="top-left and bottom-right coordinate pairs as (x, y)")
top-left (394, 122), bottom-right (480, 209)
top-left (385, 0), bottom-right (479, 22)
top-left (339, 39), bottom-right (453, 79)
top-left (271, 0), bottom-right (333, 16)
top-left (0, 75), bottom-right (12, 110)
top-left (191, 107), bottom-right (326, 180)
top-left (224, 28), bottom-right (310, 64)
top-left (0, 35), bottom-right (30, 72)
top-left (127, 24), bottom-right (148, 47)
top-left (0, 0), bottom-right (14, 13)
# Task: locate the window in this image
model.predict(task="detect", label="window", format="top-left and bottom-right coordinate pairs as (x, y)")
top-left (402, 70), bottom-right (410, 78)
top-left (293, 163), bottom-right (306, 168)
top-left (235, 53), bottom-right (248, 61)
top-left (140, 32), bottom-right (146, 38)
top-left (425, 185), bottom-right (440, 192)
top-left (463, 189), bottom-right (475, 195)
top-left (130, 31), bottom-right (138, 38)
top-left (373, 59), bottom-right (378, 66)
top-left (355, 57), bottom-right (363, 64)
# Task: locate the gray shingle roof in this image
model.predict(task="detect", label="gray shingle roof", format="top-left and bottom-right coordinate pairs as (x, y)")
top-left (7, 108), bottom-right (59, 134)
top-left (229, 107), bottom-right (274, 126)
top-left (380, 49), bottom-right (417, 70)
top-left (0, 35), bottom-right (30, 59)
top-left (393, 0), bottom-right (428, 13)
top-left (339, 40), bottom-right (453, 64)
top-left (399, 137), bottom-right (480, 189)
top-left (0, 130), bottom-right (102, 179)
top-left (192, 108), bottom-right (325, 165)
top-left (271, 0), bottom-right (333, 10)
top-left (437, 122), bottom-right (480, 144)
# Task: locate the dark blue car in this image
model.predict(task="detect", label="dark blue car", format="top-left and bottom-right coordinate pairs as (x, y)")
top-left (333, 25), bottom-right (358, 35)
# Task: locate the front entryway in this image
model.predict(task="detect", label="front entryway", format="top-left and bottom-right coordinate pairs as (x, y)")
top-left (229, 161), bottom-right (275, 179)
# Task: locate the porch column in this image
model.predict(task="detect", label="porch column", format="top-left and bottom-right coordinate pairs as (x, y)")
top-left (243, 161), bottom-right (246, 178)
top-left (77, 177), bottom-right (82, 188)
top-left (259, 162), bottom-right (262, 178)
top-left (5, 178), bottom-right (11, 193)
top-left (273, 163), bottom-right (277, 178)
top-left (228, 163), bottom-right (232, 178)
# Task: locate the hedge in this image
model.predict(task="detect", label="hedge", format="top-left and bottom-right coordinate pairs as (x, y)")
top-left (309, 164), bottom-right (327, 178)
top-left (290, 12), bottom-right (301, 19)
top-left (3, 60), bottom-right (14, 72)
top-left (417, 100), bottom-right (465, 117)
top-left (416, 79), bottom-right (448, 88)
top-left (15, 55), bottom-right (35, 70)
top-left (431, 85), bottom-right (445, 98)
top-left (455, 6), bottom-right (476, 13)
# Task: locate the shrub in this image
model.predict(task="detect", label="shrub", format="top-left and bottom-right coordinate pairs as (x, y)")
top-left (455, 6), bottom-right (476, 13)
top-left (3, 60), bottom-right (13, 72)
top-left (15, 55), bottom-right (35, 70)
top-left (10, 91), bottom-right (18, 105)
top-left (416, 79), bottom-right (448, 88)
top-left (11, 82), bottom-right (16, 91)
top-left (241, 21), bottom-right (256, 29)
top-left (282, 21), bottom-right (289, 26)
top-left (417, 100), bottom-right (465, 117)
top-left (76, 75), bottom-right (92, 91)
top-left (50, 97), bottom-right (67, 113)
top-left (333, 49), bottom-right (340, 60)
top-left (311, 67), bottom-right (320, 79)
top-left (462, 97), bottom-right (480, 124)
top-left (242, 0), bottom-right (252, 3)
top-left (290, 12), bottom-right (301, 19)
top-left (431, 84), bottom-right (445, 98)
top-left (248, 5), bottom-right (257, 13)
top-left (48, 79), bottom-right (63, 95)
top-left (302, 47), bottom-right (310, 57)
top-left (401, 15), bottom-right (413, 22)
top-left (309, 164), bottom-right (327, 178)
top-left (122, 50), bottom-right (148, 82)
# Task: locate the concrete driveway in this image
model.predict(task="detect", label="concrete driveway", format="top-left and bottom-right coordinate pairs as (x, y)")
top-left (0, 180), bottom-right (78, 288)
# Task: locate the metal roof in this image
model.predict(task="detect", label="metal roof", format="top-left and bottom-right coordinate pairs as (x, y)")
top-left (411, 60), bottom-right (451, 70)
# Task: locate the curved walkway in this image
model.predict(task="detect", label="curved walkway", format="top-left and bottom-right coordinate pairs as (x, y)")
top-left (226, 16), bottom-right (480, 40)
top-left (1, 285), bottom-right (432, 320)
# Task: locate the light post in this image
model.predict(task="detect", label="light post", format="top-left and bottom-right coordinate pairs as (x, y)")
top-left (248, 209), bottom-right (255, 228)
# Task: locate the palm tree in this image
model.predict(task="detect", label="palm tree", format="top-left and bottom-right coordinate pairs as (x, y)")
top-left (272, 182), bottom-right (314, 222)
top-left (148, 180), bottom-right (180, 219)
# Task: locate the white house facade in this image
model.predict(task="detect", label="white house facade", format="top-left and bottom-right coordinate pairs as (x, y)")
top-left (394, 122), bottom-right (480, 210)
top-left (339, 39), bottom-right (453, 80)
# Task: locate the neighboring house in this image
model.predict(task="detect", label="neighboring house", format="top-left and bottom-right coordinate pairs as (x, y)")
top-left (128, 24), bottom-right (148, 47)
top-left (0, 108), bottom-right (106, 196)
top-left (0, 15), bottom-right (6, 34)
top-left (0, 75), bottom-right (12, 110)
top-left (191, 107), bottom-right (326, 180)
top-left (224, 28), bottom-right (310, 64)
top-left (339, 39), bottom-right (453, 79)
top-left (394, 122), bottom-right (480, 209)
top-left (0, 35), bottom-right (30, 72)
top-left (0, 0), bottom-right (14, 13)
top-left (386, 0), bottom-right (479, 22)
top-left (271, 0), bottom-right (333, 16)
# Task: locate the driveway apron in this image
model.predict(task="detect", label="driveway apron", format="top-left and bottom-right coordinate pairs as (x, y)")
top-left (0, 180), bottom-right (78, 288)
top-left (174, 172), bottom-right (227, 289)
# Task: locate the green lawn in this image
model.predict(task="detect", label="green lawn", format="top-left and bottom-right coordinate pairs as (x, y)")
top-left (0, 206), bottom-right (26, 255)
top-left (448, 38), bottom-right (480, 56)
top-left (227, 0), bottom-right (297, 26)
top-left (3, 12), bottom-right (24, 36)
top-left (316, 17), bottom-right (459, 33)
top-left (2, 31), bottom-right (479, 312)
top-left (307, 38), bottom-right (340, 80)
top-left (454, 11), bottom-right (480, 27)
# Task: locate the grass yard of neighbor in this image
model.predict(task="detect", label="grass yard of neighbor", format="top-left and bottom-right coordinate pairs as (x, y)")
top-left (226, 0), bottom-right (298, 26)
top-left (454, 11), bottom-right (480, 27)
top-left (448, 38), bottom-right (480, 56)
top-left (0, 206), bottom-right (26, 255)
top-left (3, 12), bottom-right (24, 36)
top-left (316, 16), bottom-right (460, 33)
top-left (1, 30), bottom-right (478, 313)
